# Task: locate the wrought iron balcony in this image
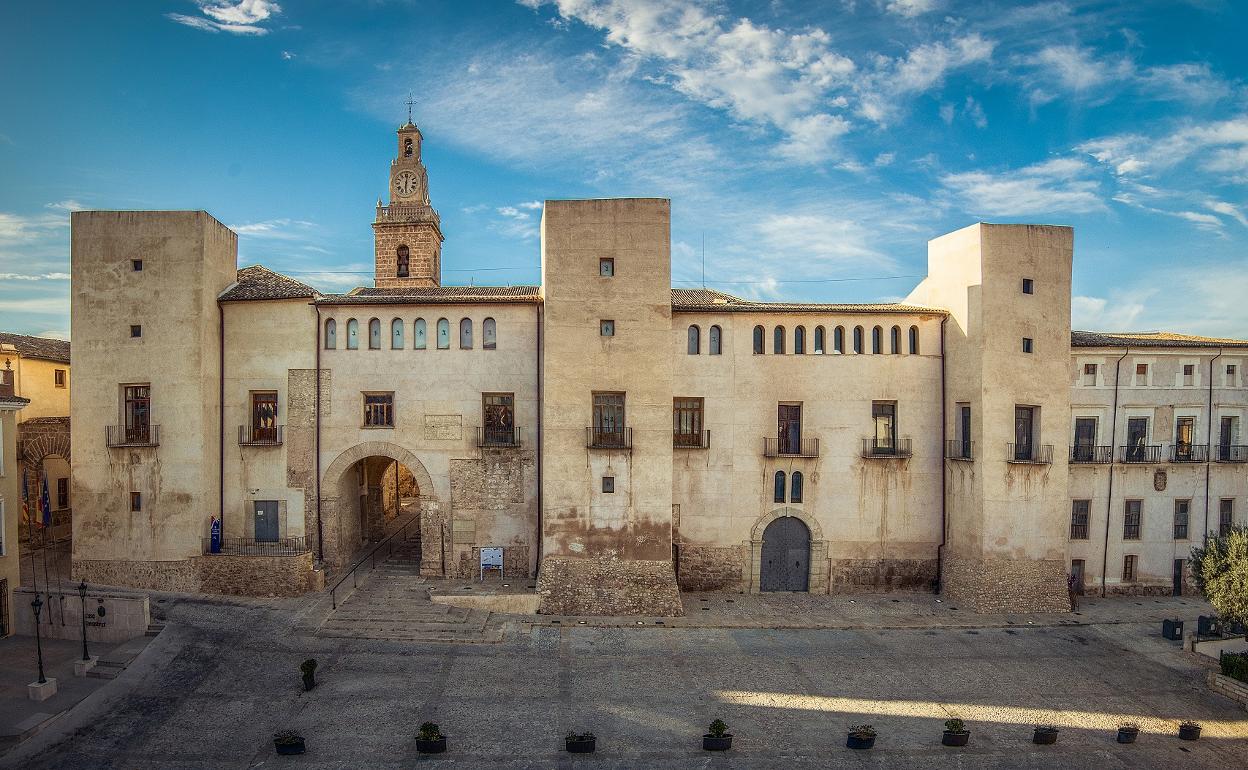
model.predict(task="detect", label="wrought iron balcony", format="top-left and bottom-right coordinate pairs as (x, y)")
top-left (1170, 444), bottom-right (1208, 463)
top-left (674, 429), bottom-right (710, 449)
top-left (945, 439), bottom-right (974, 460)
top-left (587, 427), bottom-right (631, 449)
top-left (478, 426), bottom-right (522, 448)
top-left (763, 437), bottom-right (819, 458)
top-left (202, 535), bottom-right (310, 556)
top-left (1120, 445), bottom-right (1162, 464)
top-left (107, 424), bottom-right (159, 448)
top-left (1215, 444), bottom-right (1248, 463)
top-left (1006, 443), bottom-right (1053, 464)
top-left (1070, 445), bottom-right (1113, 464)
top-left (862, 438), bottom-right (913, 458)
top-left (239, 425), bottom-right (284, 446)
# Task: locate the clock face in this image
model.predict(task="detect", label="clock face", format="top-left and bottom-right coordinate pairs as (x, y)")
top-left (393, 170), bottom-right (419, 197)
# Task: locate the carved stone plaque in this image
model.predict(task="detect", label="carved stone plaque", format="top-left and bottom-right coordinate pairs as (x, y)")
top-left (424, 414), bottom-right (462, 440)
top-left (1153, 469), bottom-right (1167, 492)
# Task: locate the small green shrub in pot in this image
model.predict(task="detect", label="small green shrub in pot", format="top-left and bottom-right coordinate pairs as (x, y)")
top-left (703, 719), bottom-right (733, 751)
top-left (942, 718), bottom-right (970, 747)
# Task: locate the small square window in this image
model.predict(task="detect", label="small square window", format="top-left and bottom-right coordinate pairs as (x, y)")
top-left (600, 320), bottom-right (615, 337)
top-left (54, 369), bottom-right (66, 387)
top-left (132, 259), bottom-right (143, 271)
top-left (1183, 364), bottom-right (1194, 376)
top-left (599, 258), bottom-right (614, 277)
top-left (130, 492), bottom-right (142, 512)
top-left (1022, 338), bottom-right (1033, 353)
top-left (1228, 364), bottom-right (1237, 376)
top-left (1083, 363), bottom-right (1096, 375)
top-left (130, 325), bottom-right (142, 338)
top-left (1022, 278), bottom-right (1034, 294)
top-left (602, 476), bottom-right (615, 493)
top-left (1136, 363), bottom-right (1148, 376)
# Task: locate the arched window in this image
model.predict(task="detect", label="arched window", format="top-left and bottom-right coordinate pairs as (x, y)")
top-left (834, 326), bottom-right (844, 354)
top-left (753, 325), bottom-right (765, 354)
top-left (368, 318), bottom-right (381, 349)
top-left (774, 470), bottom-right (786, 503)
top-left (414, 318), bottom-right (427, 349)
top-left (403, 137), bottom-right (413, 157)
top-left (890, 325), bottom-right (901, 354)
top-left (436, 318), bottom-right (450, 349)
top-left (483, 318), bottom-right (497, 350)
top-left (687, 325), bottom-right (700, 355)
top-left (709, 325), bottom-right (722, 355)
top-left (909, 325), bottom-right (920, 354)
top-left (814, 326), bottom-right (825, 354)
top-left (396, 245), bottom-right (410, 278)
top-left (853, 326), bottom-right (863, 354)
top-left (324, 318), bottom-right (337, 349)
top-left (346, 319), bottom-right (359, 350)
top-left (791, 471), bottom-right (803, 503)
top-left (872, 325), bottom-right (882, 354)
top-left (794, 326), bottom-right (806, 354)
top-left (391, 318), bottom-right (404, 349)
top-left (773, 326), bottom-right (786, 355)
top-left (459, 318), bottom-right (473, 349)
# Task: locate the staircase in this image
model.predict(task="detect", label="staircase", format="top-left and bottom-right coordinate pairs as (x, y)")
top-left (317, 537), bottom-right (499, 643)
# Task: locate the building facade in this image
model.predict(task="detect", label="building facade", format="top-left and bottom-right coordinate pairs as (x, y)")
top-left (1, 349), bottom-right (33, 636)
top-left (69, 123), bottom-right (1248, 613)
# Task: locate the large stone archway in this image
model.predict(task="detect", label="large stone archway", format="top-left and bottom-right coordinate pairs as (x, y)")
top-left (748, 506), bottom-right (828, 594)
top-left (320, 441), bottom-right (441, 571)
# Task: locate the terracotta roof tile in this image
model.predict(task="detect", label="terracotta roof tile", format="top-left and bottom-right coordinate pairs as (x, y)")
top-left (219, 265), bottom-right (318, 302)
top-left (670, 288), bottom-right (944, 314)
top-left (0, 332), bottom-right (71, 363)
top-left (1072, 330), bottom-right (1248, 349)
top-left (316, 285), bottom-right (541, 305)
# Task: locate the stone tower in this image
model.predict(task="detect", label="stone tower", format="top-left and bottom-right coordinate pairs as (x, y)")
top-left (373, 121), bottom-right (442, 288)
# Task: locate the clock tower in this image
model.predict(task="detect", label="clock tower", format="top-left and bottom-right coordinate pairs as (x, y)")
top-left (373, 119), bottom-right (443, 288)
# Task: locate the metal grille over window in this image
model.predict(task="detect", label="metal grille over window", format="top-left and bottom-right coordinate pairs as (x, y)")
top-left (590, 393), bottom-right (627, 448)
top-left (1070, 500), bottom-right (1090, 539)
top-left (481, 393), bottom-right (516, 446)
top-left (673, 398), bottom-right (706, 448)
top-left (1123, 500), bottom-right (1142, 540)
top-left (364, 393), bottom-right (394, 427)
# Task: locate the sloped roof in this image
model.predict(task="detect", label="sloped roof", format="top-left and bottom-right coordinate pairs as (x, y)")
top-left (670, 288), bottom-right (945, 315)
top-left (316, 285), bottom-right (542, 306)
top-left (218, 265), bottom-right (318, 302)
top-left (0, 332), bottom-right (70, 363)
top-left (1072, 330), bottom-right (1248, 349)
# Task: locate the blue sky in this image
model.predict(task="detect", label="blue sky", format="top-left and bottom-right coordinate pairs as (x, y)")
top-left (2, 0), bottom-right (1246, 339)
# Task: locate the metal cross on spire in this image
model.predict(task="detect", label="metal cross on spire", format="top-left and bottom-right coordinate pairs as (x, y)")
top-left (405, 91), bottom-right (417, 124)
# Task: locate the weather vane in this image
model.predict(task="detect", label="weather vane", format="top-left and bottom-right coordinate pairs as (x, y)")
top-left (406, 91), bottom-right (416, 124)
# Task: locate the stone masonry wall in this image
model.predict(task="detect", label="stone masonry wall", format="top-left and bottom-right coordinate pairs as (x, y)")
top-left (75, 554), bottom-right (317, 598)
top-left (941, 555), bottom-right (1070, 613)
top-left (830, 558), bottom-right (938, 593)
top-left (537, 557), bottom-right (683, 616)
top-left (677, 545), bottom-right (747, 592)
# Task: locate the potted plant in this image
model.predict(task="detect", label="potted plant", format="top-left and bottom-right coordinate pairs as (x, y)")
top-left (703, 719), bottom-right (732, 751)
top-left (273, 730), bottom-right (306, 755)
top-left (1032, 725), bottom-right (1059, 745)
top-left (565, 731), bottom-right (596, 753)
top-left (846, 724), bottom-right (876, 750)
top-left (942, 718), bottom-right (970, 747)
top-left (1178, 720), bottom-right (1201, 741)
top-left (300, 659), bottom-right (317, 691)
top-left (415, 722), bottom-right (447, 754)
top-left (1116, 722), bottom-right (1139, 744)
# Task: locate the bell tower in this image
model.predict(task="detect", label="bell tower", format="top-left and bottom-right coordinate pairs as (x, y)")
top-left (373, 104), bottom-right (442, 288)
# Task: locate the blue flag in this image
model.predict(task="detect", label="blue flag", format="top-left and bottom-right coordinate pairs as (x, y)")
top-left (40, 474), bottom-right (52, 528)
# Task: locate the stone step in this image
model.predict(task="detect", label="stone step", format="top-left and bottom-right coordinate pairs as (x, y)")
top-left (145, 623), bottom-right (165, 637)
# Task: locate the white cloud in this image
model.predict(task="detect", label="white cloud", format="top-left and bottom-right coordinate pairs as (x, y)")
top-left (754, 212), bottom-right (899, 271)
top-left (0, 272), bottom-right (70, 281)
top-left (228, 218), bottom-right (317, 237)
top-left (493, 204), bottom-right (540, 240)
top-left (856, 34), bottom-right (994, 125)
top-left (1207, 199), bottom-right (1248, 228)
top-left (940, 157), bottom-right (1104, 217)
top-left (1080, 116), bottom-right (1248, 182)
top-left (873, 152), bottom-right (895, 167)
top-left (881, 0), bottom-right (936, 17)
top-left (1031, 45), bottom-right (1129, 92)
top-left (1071, 293), bottom-right (1148, 332)
top-left (281, 51), bottom-right (296, 60)
top-left (964, 96), bottom-right (987, 128)
top-left (166, 1), bottom-right (281, 36)
top-left (45, 199), bottom-right (86, 212)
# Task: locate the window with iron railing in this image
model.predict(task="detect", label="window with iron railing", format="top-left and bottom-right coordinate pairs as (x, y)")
top-left (1122, 554), bottom-right (1137, 582)
top-left (1220, 499), bottom-right (1234, 536)
top-left (673, 397), bottom-right (707, 448)
top-left (1071, 500), bottom-right (1090, 540)
top-left (590, 392), bottom-right (627, 447)
top-left (363, 393), bottom-right (394, 428)
top-left (481, 393), bottom-right (516, 446)
top-left (1174, 499), bottom-right (1190, 540)
top-left (945, 439), bottom-right (974, 460)
top-left (124, 384), bottom-right (151, 443)
top-left (1123, 500), bottom-right (1142, 540)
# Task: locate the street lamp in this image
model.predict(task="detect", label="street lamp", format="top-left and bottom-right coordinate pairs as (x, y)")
top-left (31, 595), bottom-right (47, 685)
top-left (78, 581), bottom-right (91, 662)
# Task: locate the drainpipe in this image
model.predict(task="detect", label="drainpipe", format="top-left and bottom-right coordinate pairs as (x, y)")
top-left (1100, 346), bottom-right (1129, 597)
top-left (535, 301), bottom-right (544, 573)
top-left (936, 316), bottom-right (947, 593)
top-left (1204, 347), bottom-right (1223, 544)
top-left (314, 303), bottom-right (324, 563)
top-left (218, 301), bottom-right (225, 543)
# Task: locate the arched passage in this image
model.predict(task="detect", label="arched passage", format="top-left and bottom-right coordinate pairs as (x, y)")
top-left (749, 506), bottom-right (828, 593)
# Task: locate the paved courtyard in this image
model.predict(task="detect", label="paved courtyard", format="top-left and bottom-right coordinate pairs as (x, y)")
top-left (1, 589), bottom-right (1245, 769)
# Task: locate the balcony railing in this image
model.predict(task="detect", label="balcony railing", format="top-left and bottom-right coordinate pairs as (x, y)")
top-left (1070, 445), bottom-right (1113, 464)
top-left (107, 424), bottom-right (160, 448)
top-left (1070, 521), bottom-right (1089, 540)
top-left (674, 430), bottom-right (710, 449)
top-left (1006, 443), bottom-right (1053, 464)
top-left (478, 426), bottom-right (522, 448)
top-left (1215, 444), bottom-right (1248, 463)
top-left (202, 536), bottom-right (310, 556)
top-left (587, 427), bottom-right (632, 449)
top-left (763, 437), bottom-right (819, 458)
top-left (1170, 444), bottom-right (1208, 463)
top-left (239, 425), bottom-right (284, 446)
top-left (945, 439), bottom-right (974, 460)
top-left (862, 438), bottom-right (913, 458)
top-left (1120, 445), bottom-right (1162, 464)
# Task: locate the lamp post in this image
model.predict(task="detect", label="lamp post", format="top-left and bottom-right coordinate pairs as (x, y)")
top-left (31, 595), bottom-right (47, 685)
top-left (78, 581), bottom-right (91, 662)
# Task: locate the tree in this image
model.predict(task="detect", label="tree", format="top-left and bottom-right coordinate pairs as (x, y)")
top-left (1190, 527), bottom-right (1248, 630)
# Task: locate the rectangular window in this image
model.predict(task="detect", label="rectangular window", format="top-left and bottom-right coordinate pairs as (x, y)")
top-left (1122, 554), bottom-right (1137, 582)
top-left (955, 404), bottom-right (971, 458)
top-left (1175, 416), bottom-right (1195, 460)
top-left (123, 384), bottom-right (151, 443)
top-left (1070, 500), bottom-right (1090, 540)
top-left (130, 324), bottom-right (142, 338)
top-left (777, 403), bottom-right (802, 455)
top-left (1022, 278), bottom-right (1034, 294)
top-left (132, 259), bottom-right (143, 271)
top-left (1183, 364), bottom-right (1195, 386)
top-left (1228, 364), bottom-right (1237, 377)
top-left (54, 369), bottom-right (66, 388)
top-left (602, 476), bottom-right (615, 493)
top-left (599, 258), bottom-right (614, 277)
top-left (251, 391), bottom-right (278, 442)
top-left (0, 500), bottom-right (5, 557)
top-left (1124, 500), bottom-right (1142, 540)
top-left (130, 492), bottom-right (142, 512)
top-left (363, 392), bottom-right (394, 428)
top-left (482, 393), bottom-right (515, 446)
top-left (599, 319), bottom-right (615, 337)
top-left (1135, 362), bottom-right (1148, 385)
top-left (1125, 416), bottom-right (1149, 461)
top-left (1174, 499), bottom-right (1190, 540)
top-left (871, 401), bottom-right (897, 453)
top-left (592, 392), bottom-right (625, 446)
top-left (57, 478), bottom-right (68, 509)
top-left (1014, 406), bottom-right (1035, 461)
top-left (1073, 417), bottom-right (1097, 461)
top-left (1022, 337), bottom-right (1033, 353)
top-left (673, 397), bottom-right (704, 447)
top-left (1083, 362), bottom-right (1097, 379)
top-left (1222, 499), bottom-right (1235, 536)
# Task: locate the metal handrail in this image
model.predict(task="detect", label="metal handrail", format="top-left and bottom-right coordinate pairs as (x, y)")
top-left (239, 424), bottom-right (284, 446)
top-left (330, 514), bottom-right (420, 609)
